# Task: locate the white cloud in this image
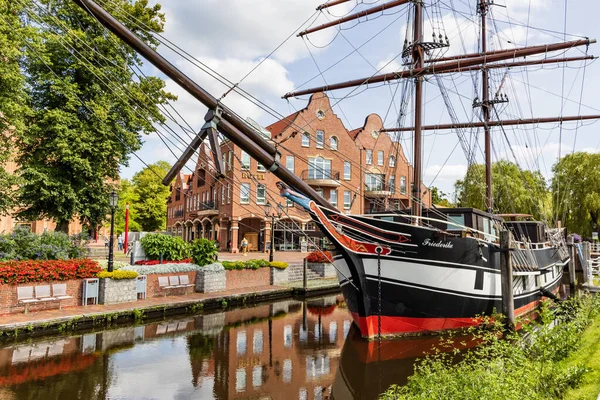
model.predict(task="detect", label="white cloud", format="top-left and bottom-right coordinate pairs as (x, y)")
top-left (424, 164), bottom-right (468, 185)
top-left (156, 0), bottom-right (350, 64)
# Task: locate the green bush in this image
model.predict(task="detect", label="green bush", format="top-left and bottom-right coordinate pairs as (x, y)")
top-left (190, 238), bottom-right (218, 266)
top-left (0, 226), bottom-right (89, 261)
top-left (269, 261), bottom-right (289, 269)
top-left (221, 259), bottom-right (271, 270)
top-left (98, 270), bottom-right (139, 280)
top-left (140, 234), bottom-right (191, 261)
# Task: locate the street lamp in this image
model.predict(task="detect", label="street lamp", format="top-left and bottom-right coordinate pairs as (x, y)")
top-left (107, 190), bottom-right (119, 272)
top-left (264, 201), bottom-right (283, 262)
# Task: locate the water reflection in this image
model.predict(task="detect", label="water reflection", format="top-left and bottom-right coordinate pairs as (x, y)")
top-left (0, 296), bottom-right (467, 399)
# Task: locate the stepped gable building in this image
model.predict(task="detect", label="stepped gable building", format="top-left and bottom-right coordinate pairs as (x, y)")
top-left (166, 92), bottom-right (431, 252)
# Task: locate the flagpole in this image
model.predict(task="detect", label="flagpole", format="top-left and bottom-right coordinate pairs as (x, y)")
top-left (124, 203), bottom-right (129, 254)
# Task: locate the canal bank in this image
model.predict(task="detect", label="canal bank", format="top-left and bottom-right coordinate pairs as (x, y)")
top-left (0, 280), bottom-right (340, 339)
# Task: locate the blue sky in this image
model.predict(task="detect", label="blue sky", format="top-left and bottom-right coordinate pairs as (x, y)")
top-left (121, 0), bottom-right (600, 197)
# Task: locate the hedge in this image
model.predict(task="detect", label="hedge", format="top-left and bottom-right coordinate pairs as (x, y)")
top-left (0, 259), bottom-right (101, 285)
top-left (221, 259), bottom-right (270, 270)
top-left (269, 261), bottom-right (289, 270)
top-left (97, 270), bottom-right (139, 280)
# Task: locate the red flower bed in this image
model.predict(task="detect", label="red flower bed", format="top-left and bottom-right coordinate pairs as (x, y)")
top-left (306, 251), bottom-right (333, 263)
top-left (0, 259), bottom-right (101, 285)
top-left (135, 258), bottom-right (192, 265)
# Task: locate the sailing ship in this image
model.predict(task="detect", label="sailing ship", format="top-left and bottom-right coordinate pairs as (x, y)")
top-left (73, 0), bottom-right (596, 338)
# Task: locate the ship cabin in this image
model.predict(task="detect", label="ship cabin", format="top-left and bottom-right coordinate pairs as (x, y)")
top-left (497, 214), bottom-right (547, 243)
top-left (370, 207), bottom-right (502, 241)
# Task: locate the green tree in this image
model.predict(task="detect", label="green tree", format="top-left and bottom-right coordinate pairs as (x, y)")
top-left (132, 161), bottom-right (172, 231)
top-left (114, 179), bottom-right (141, 235)
top-left (0, 1), bottom-right (29, 214)
top-left (454, 161), bottom-right (549, 220)
top-left (430, 186), bottom-right (454, 207)
top-left (16, 0), bottom-right (175, 232)
top-left (552, 152), bottom-right (600, 237)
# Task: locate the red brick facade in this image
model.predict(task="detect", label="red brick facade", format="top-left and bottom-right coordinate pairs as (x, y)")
top-left (225, 268), bottom-right (271, 291)
top-left (166, 92), bottom-right (431, 251)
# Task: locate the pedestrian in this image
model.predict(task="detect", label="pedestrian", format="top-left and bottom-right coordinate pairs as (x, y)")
top-left (227, 240), bottom-right (232, 251)
top-left (117, 234), bottom-right (123, 251)
top-left (241, 237), bottom-right (248, 256)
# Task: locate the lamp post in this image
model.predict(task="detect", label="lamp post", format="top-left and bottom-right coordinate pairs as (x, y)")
top-left (107, 190), bottom-right (119, 272)
top-left (264, 202), bottom-right (283, 262)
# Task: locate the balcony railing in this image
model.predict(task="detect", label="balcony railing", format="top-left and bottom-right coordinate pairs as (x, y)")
top-left (301, 169), bottom-right (341, 187)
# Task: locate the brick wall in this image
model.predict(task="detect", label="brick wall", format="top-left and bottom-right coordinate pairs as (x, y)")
top-left (144, 271), bottom-right (198, 298)
top-left (225, 268), bottom-right (271, 291)
top-left (0, 279), bottom-right (83, 315)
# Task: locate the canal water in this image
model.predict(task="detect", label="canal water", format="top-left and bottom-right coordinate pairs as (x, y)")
top-left (0, 296), bottom-right (457, 400)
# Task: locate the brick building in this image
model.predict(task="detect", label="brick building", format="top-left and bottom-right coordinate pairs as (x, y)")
top-left (166, 92), bottom-right (431, 252)
top-left (0, 153), bottom-right (83, 235)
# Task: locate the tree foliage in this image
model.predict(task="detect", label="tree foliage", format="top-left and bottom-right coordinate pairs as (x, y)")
top-left (430, 186), bottom-right (454, 207)
top-left (0, 1), bottom-right (30, 214)
top-left (454, 161), bottom-right (549, 220)
top-left (16, 0), bottom-right (175, 232)
top-left (552, 152), bottom-right (600, 237)
top-left (114, 179), bottom-right (141, 236)
top-left (132, 161), bottom-right (172, 231)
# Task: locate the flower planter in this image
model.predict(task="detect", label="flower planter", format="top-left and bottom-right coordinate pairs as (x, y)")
top-left (308, 262), bottom-right (336, 278)
top-left (270, 267), bottom-right (289, 285)
top-left (98, 278), bottom-right (137, 305)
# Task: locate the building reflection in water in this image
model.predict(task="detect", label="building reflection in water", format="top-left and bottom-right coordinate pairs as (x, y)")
top-left (0, 295), bottom-right (469, 400)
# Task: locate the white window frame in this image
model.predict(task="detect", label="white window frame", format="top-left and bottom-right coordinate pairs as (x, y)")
top-left (389, 175), bottom-right (396, 193)
top-left (389, 155), bottom-right (396, 167)
top-left (366, 149), bottom-right (372, 165)
top-left (227, 183), bottom-right (231, 203)
top-left (330, 189), bottom-right (337, 207)
top-left (257, 163), bottom-right (266, 172)
top-left (330, 136), bottom-right (338, 150)
top-left (344, 161), bottom-right (351, 180)
top-left (256, 184), bottom-right (266, 204)
top-left (240, 183), bottom-right (250, 204)
top-left (302, 132), bottom-right (310, 147)
top-left (286, 155), bottom-right (295, 174)
top-left (378, 150), bottom-right (384, 166)
top-left (343, 190), bottom-right (351, 209)
top-left (308, 156), bottom-right (332, 180)
top-left (241, 151), bottom-right (251, 170)
top-left (221, 185), bottom-right (225, 205)
top-left (400, 176), bottom-right (407, 194)
top-left (316, 130), bottom-right (324, 149)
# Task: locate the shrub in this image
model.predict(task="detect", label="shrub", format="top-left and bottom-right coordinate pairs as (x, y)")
top-left (269, 261), bottom-right (289, 269)
top-left (306, 250), bottom-right (333, 263)
top-left (98, 270), bottom-right (138, 280)
top-left (0, 259), bottom-right (101, 284)
top-left (221, 259), bottom-right (271, 270)
top-left (140, 234), bottom-right (191, 261)
top-left (0, 227), bottom-right (89, 261)
top-left (190, 238), bottom-right (219, 266)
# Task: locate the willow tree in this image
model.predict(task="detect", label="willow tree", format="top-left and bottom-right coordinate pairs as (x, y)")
top-left (16, 0), bottom-right (175, 232)
top-left (454, 161), bottom-right (549, 220)
top-left (552, 152), bottom-right (600, 237)
top-left (0, 0), bottom-right (29, 214)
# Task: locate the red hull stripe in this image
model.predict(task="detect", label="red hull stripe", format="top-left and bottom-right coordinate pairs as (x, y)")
top-left (351, 286), bottom-right (561, 337)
